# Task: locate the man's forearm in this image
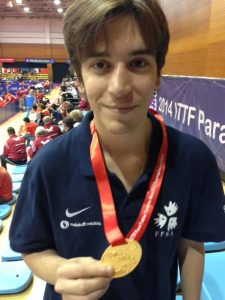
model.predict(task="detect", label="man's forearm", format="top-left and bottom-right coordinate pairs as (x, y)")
top-left (178, 238), bottom-right (204, 300)
top-left (23, 249), bottom-right (67, 285)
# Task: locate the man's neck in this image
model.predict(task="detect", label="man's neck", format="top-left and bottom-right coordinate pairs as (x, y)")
top-left (95, 119), bottom-right (152, 192)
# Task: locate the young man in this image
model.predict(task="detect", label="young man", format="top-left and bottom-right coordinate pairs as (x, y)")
top-left (10, 1), bottom-right (225, 300)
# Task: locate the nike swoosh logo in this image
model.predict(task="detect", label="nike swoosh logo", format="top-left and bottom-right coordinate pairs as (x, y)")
top-left (65, 207), bottom-right (91, 218)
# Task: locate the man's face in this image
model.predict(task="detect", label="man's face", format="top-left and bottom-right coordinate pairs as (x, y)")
top-left (79, 14), bottom-right (159, 135)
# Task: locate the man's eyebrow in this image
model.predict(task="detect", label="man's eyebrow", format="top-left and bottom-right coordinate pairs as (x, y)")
top-left (130, 49), bottom-right (153, 56)
top-left (86, 49), bottom-right (153, 58)
top-left (86, 51), bottom-right (110, 58)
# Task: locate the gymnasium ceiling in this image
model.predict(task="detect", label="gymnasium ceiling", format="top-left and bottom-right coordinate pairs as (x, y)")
top-left (0, 0), bottom-right (74, 18)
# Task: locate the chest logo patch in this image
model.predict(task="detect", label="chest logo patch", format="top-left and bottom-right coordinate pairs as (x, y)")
top-left (65, 207), bottom-right (91, 218)
top-left (59, 206), bottom-right (102, 229)
top-left (154, 201), bottom-right (178, 237)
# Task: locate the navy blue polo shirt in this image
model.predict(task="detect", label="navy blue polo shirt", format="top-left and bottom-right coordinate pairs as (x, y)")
top-left (10, 112), bottom-right (225, 300)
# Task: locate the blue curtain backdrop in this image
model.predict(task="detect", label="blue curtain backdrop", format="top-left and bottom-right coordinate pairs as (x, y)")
top-left (152, 76), bottom-right (225, 176)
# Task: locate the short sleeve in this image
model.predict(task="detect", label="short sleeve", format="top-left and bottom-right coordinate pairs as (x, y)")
top-left (181, 144), bottom-right (225, 242)
top-left (9, 162), bottom-right (55, 253)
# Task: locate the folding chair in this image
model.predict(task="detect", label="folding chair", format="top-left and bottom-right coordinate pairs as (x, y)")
top-left (7, 193), bottom-right (17, 205)
top-left (12, 182), bottom-right (21, 193)
top-left (0, 260), bottom-right (33, 294)
top-left (0, 241), bottom-right (22, 261)
top-left (0, 204), bottom-right (11, 219)
top-left (204, 241), bottom-right (225, 252)
top-left (11, 164), bottom-right (27, 175)
top-left (0, 219), bottom-right (3, 233)
top-left (176, 267), bottom-right (181, 291)
top-left (201, 251), bottom-right (225, 300)
top-left (11, 173), bottom-right (24, 183)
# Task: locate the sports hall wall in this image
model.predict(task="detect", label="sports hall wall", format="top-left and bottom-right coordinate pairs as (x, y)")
top-left (159, 0), bottom-right (225, 77)
top-left (0, 18), bottom-right (68, 124)
top-left (0, 17), bottom-right (68, 82)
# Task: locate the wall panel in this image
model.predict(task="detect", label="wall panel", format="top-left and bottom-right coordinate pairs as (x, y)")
top-left (0, 43), bottom-right (67, 62)
top-left (159, 0), bottom-right (225, 78)
top-left (206, 0), bottom-right (225, 76)
top-left (50, 44), bottom-right (68, 61)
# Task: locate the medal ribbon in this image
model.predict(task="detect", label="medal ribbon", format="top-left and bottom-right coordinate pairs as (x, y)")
top-left (90, 109), bottom-right (168, 246)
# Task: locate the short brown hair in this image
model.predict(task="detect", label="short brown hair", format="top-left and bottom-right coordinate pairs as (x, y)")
top-left (63, 0), bottom-right (170, 80)
top-left (69, 109), bottom-right (83, 122)
top-left (7, 127), bottom-right (15, 135)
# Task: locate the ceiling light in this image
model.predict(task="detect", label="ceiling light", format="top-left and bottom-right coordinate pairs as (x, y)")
top-left (57, 7), bottom-right (63, 13)
top-left (54, 0), bottom-right (61, 5)
top-left (16, 0), bottom-right (23, 4)
top-left (6, 1), bottom-right (13, 7)
top-left (24, 6), bottom-right (30, 12)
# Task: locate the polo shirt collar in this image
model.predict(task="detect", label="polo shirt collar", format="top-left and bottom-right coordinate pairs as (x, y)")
top-left (77, 111), bottom-right (162, 177)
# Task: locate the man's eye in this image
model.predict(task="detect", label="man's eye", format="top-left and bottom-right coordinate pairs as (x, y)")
top-left (131, 60), bottom-right (148, 68)
top-left (93, 61), bottom-right (108, 70)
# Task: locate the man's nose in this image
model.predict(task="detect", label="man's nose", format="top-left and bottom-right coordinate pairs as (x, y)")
top-left (108, 64), bottom-right (132, 98)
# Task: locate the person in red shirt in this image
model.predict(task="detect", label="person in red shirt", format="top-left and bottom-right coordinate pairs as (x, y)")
top-left (0, 96), bottom-right (6, 108)
top-left (59, 95), bottom-right (68, 118)
top-left (21, 117), bottom-right (39, 146)
top-left (43, 116), bottom-right (61, 140)
top-left (16, 87), bottom-right (28, 111)
top-left (23, 117), bottom-right (39, 136)
top-left (3, 92), bottom-right (18, 104)
top-left (27, 127), bottom-right (51, 159)
top-left (36, 103), bottom-right (50, 125)
top-left (43, 80), bottom-right (50, 94)
top-left (35, 89), bottom-right (44, 102)
top-left (0, 127), bottom-right (27, 169)
top-left (78, 97), bottom-right (90, 111)
top-left (0, 166), bottom-right (13, 204)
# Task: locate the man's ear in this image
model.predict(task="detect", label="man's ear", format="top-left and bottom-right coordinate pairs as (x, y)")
top-left (77, 81), bottom-right (86, 98)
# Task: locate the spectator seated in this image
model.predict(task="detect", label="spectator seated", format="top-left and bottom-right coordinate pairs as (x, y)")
top-left (0, 127), bottom-right (27, 169)
top-left (62, 116), bottom-right (74, 132)
top-left (20, 117), bottom-right (38, 146)
top-left (0, 166), bottom-right (13, 205)
top-left (27, 126), bottom-right (51, 159)
top-left (69, 109), bottom-right (83, 127)
top-left (50, 103), bottom-right (62, 124)
top-left (43, 116), bottom-right (61, 140)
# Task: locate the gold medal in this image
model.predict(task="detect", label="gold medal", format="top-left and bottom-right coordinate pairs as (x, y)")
top-left (91, 110), bottom-right (167, 279)
top-left (101, 239), bottom-right (142, 278)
